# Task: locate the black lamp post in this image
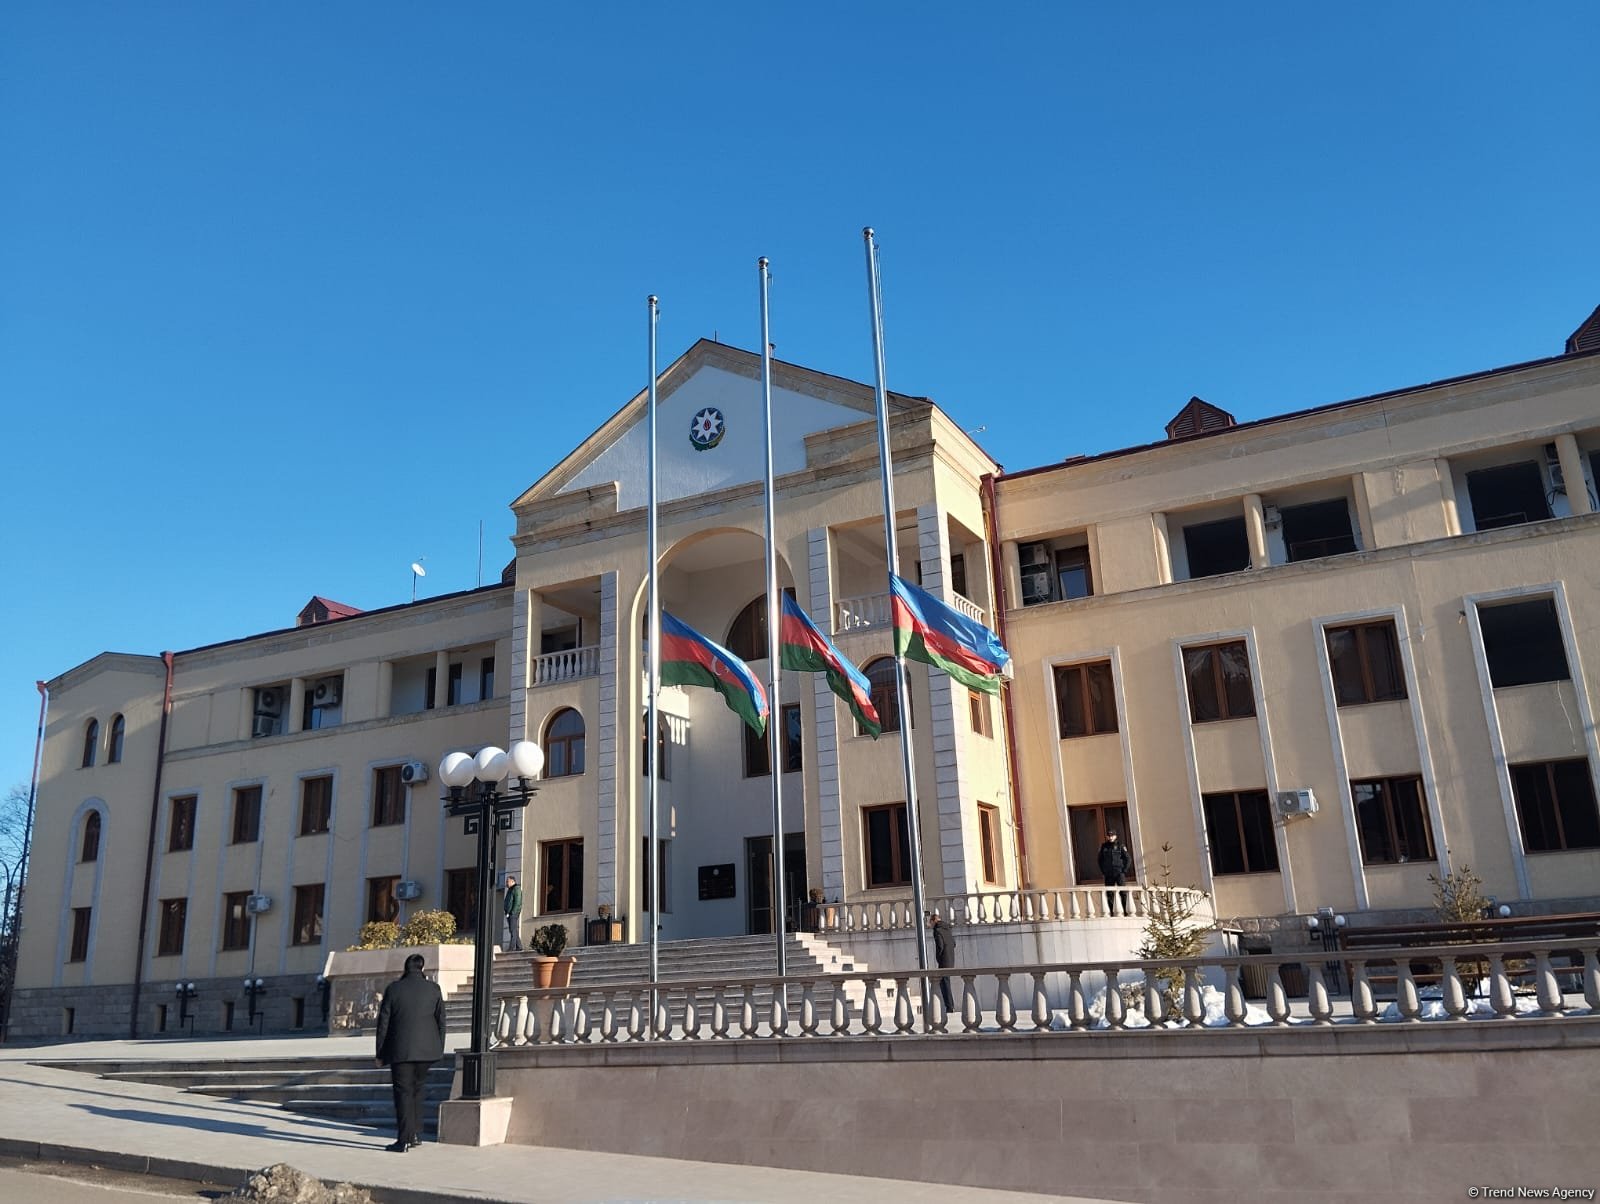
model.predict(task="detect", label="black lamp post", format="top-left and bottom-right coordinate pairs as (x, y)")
top-left (438, 741), bottom-right (542, 1100)
top-left (175, 981), bottom-right (197, 1030)
top-left (243, 976), bottom-right (267, 1029)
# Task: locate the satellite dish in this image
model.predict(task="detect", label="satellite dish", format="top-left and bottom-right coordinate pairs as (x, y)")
top-left (411, 562), bottom-right (427, 577)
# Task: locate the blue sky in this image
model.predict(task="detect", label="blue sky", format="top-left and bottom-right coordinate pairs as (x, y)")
top-left (3, 4), bottom-right (1598, 793)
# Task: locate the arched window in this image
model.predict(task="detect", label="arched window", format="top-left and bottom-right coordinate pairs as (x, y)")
top-left (107, 715), bottom-right (126, 764)
top-left (862, 658), bottom-right (910, 735)
top-left (80, 812), bottom-right (101, 863)
top-left (82, 719), bottom-right (99, 768)
top-left (725, 588), bottom-right (796, 662)
top-left (544, 708), bottom-right (586, 778)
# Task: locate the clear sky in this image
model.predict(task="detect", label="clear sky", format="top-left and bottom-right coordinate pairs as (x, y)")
top-left (3, 4), bottom-right (1598, 794)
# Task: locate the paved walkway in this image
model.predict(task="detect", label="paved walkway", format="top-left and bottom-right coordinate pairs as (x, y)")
top-left (0, 1035), bottom-right (1108, 1203)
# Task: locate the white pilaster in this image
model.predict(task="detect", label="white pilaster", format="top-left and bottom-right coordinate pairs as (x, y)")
top-left (917, 505), bottom-right (972, 894)
top-left (806, 527), bottom-right (845, 900)
top-left (595, 573), bottom-right (620, 911)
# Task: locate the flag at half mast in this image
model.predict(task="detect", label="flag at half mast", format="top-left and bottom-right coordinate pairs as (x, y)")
top-left (659, 610), bottom-right (769, 735)
top-left (889, 572), bottom-right (1013, 694)
top-left (779, 592), bottom-right (882, 737)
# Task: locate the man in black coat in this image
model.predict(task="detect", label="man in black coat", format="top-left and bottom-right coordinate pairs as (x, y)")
top-left (927, 911), bottom-right (957, 1014)
top-left (375, 953), bottom-right (446, 1152)
top-left (1098, 830), bottom-right (1134, 915)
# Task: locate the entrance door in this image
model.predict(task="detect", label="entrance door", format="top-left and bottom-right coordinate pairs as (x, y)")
top-left (745, 833), bottom-right (806, 935)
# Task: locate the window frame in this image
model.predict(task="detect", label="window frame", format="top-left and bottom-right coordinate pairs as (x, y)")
top-left (1325, 620), bottom-right (1407, 707)
top-left (231, 785), bottom-right (262, 845)
top-left (1183, 641), bottom-right (1257, 723)
top-left (1479, 597), bottom-right (1570, 688)
top-left (1202, 790), bottom-right (1279, 876)
top-left (1067, 803), bottom-right (1134, 885)
top-left (862, 802), bottom-right (911, 888)
top-left (69, 907), bottom-right (92, 962)
top-left (1510, 759), bottom-right (1600, 853)
top-left (968, 689), bottom-right (993, 738)
top-left (544, 708), bottom-right (587, 778)
top-left (107, 714), bottom-right (125, 764)
top-left (861, 658), bottom-right (908, 735)
top-left (977, 802), bottom-right (1003, 885)
top-left (445, 866), bottom-right (479, 935)
top-left (479, 656), bottom-right (495, 701)
top-left (221, 890), bottom-right (252, 950)
top-left (292, 883), bottom-right (325, 946)
top-left (1350, 775), bottom-right (1436, 865)
top-left (81, 719), bottom-right (99, 768)
top-left (1054, 660), bottom-right (1118, 738)
top-left (299, 775), bottom-right (333, 836)
top-left (157, 897), bottom-right (187, 957)
top-left (540, 837), bottom-right (584, 914)
top-left (168, 795), bottom-right (197, 853)
top-left (365, 876), bottom-right (400, 924)
top-left (371, 765), bottom-right (405, 827)
top-left (79, 812), bottom-right (101, 863)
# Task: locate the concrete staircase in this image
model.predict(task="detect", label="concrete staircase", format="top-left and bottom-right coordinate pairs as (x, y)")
top-left (444, 931), bottom-right (914, 1034)
top-left (38, 1056), bottom-right (454, 1136)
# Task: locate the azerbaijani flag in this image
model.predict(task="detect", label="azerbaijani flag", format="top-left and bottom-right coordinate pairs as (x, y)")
top-left (659, 611), bottom-right (768, 735)
top-left (779, 593), bottom-right (882, 738)
top-left (889, 573), bottom-right (1013, 695)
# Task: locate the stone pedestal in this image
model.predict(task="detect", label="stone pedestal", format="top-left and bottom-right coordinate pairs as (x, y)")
top-left (437, 1094), bottom-right (513, 1147)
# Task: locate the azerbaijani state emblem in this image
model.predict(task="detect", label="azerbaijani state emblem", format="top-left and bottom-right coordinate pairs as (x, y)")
top-left (689, 406), bottom-right (726, 451)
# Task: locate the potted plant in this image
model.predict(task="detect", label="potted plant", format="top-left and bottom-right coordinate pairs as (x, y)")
top-left (531, 922), bottom-right (574, 989)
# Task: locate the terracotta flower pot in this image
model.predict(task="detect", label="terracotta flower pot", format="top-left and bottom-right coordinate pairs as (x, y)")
top-left (533, 956), bottom-right (557, 989)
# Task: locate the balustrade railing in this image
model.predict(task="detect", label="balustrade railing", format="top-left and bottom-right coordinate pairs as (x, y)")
top-left (486, 938), bottom-right (1600, 1048)
top-left (816, 887), bottom-right (1201, 932)
top-left (531, 645), bottom-right (601, 686)
top-left (834, 590), bottom-right (984, 634)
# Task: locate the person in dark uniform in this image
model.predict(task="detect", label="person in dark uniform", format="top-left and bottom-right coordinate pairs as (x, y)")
top-left (503, 875), bottom-right (523, 951)
top-left (375, 953), bottom-right (446, 1152)
top-left (1098, 830), bottom-right (1134, 915)
top-left (927, 911), bottom-right (957, 1014)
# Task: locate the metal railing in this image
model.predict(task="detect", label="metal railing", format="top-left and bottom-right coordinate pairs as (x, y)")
top-left (486, 938), bottom-right (1600, 1047)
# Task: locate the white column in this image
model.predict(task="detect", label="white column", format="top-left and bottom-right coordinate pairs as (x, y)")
top-left (288, 677), bottom-right (306, 734)
top-left (1243, 494), bottom-right (1269, 569)
top-left (1556, 433), bottom-right (1592, 516)
top-left (917, 505), bottom-right (972, 894)
top-left (1435, 458), bottom-right (1462, 536)
top-left (433, 651), bottom-right (450, 709)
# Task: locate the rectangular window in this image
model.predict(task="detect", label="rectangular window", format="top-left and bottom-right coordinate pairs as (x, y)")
top-left (1480, 597), bottom-right (1570, 687)
top-left (1280, 499), bottom-right (1357, 562)
top-left (424, 666), bottom-right (437, 711)
top-left (365, 876), bottom-right (400, 924)
top-left (1068, 804), bottom-right (1133, 885)
top-left (292, 883), bottom-right (325, 946)
top-left (1466, 461), bottom-right (1550, 531)
top-left (231, 786), bottom-right (262, 844)
top-left (221, 890), bottom-right (252, 950)
top-left (168, 795), bottom-right (196, 852)
top-left (541, 839), bottom-right (583, 913)
top-left (446, 867), bottom-right (479, 935)
top-left (1203, 791), bottom-right (1279, 876)
top-left (863, 802), bottom-right (911, 888)
top-left (1055, 661), bottom-right (1117, 737)
top-left (642, 837), bottom-right (671, 912)
top-left (1182, 516), bottom-right (1250, 579)
top-left (69, 907), bottom-right (92, 962)
top-left (371, 765), bottom-right (405, 827)
top-left (299, 776), bottom-right (332, 836)
top-left (1511, 760), bottom-right (1600, 853)
top-left (1183, 641), bottom-right (1256, 722)
top-left (1351, 776), bottom-right (1435, 865)
top-left (968, 690), bottom-right (993, 738)
top-left (157, 898), bottom-right (187, 957)
top-left (1326, 620), bottom-right (1406, 706)
top-left (745, 704), bottom-right (802, 777)
top-left (977, 802), bottom-right (1002, 885)
top-left (950, 553), bottom-right (967, 599)
top-left (1019, 540), bottom-right (1093, 605)
top-left (1055, 545), bottom-right (1093, 600)
top-left (447, 662), bottom-right (463, 706)
top-left (479, 657), bottom-right (495, 701)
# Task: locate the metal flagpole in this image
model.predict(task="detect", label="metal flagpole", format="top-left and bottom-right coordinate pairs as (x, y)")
top-left (863, 227), bottom-right (931, 980)
top-left (758, 258), bottom-right (787, 977)
top-left (647, 295), bottom-right (662, 1015)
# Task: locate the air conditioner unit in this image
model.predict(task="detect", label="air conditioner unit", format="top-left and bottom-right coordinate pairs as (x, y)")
top-left (1544, 443), bottom-right (1566, 491)
top-left (399, 759), bottom-right (429, 785)
top-left (246, 894), bottom-right (273, 914)
top-left (311, 677), bottom-right (343, 708)
top-left (1276, 789), bottom-right (1319, 819)
top-left (394, 880), bottom-right (423, 902)
top-left (254, 687), bottom-right (283, 718)
top-left (251, 715), bottom-right (278, 739)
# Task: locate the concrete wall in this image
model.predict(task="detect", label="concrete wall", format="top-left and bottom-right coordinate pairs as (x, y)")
top-left (491, 1020), bottom-right (1600, 1203)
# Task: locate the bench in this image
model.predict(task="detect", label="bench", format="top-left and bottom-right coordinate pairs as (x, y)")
top-left (1335, 913), bottom-right (1600, 995)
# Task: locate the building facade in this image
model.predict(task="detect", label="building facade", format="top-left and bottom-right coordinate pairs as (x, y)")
top-left (12, 315), bottom-right (1600, 1038)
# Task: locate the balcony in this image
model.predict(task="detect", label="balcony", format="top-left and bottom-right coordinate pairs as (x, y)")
top-left (834, 590), bottom-right (984, 635)
top-left (532, 645), bottom-right (601, 686)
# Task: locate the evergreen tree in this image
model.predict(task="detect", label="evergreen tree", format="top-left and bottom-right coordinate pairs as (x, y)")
top-left (1136, 842), bottom-right (1214, 1008)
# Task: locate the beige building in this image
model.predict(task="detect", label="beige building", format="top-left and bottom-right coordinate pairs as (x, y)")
top-left (12, 311), bottom-right (1600, 1038)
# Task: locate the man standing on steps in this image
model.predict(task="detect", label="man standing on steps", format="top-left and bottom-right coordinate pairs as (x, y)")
top-left (503, 874), bottom-right (523, 951)
top-left (375, 953), bottom-right (446, 1152)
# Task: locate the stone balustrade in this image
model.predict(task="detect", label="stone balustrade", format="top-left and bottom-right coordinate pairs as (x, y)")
top-left (817, 886), bottom-right (1203, 932)
top-left (486, 937), bottom-right (1600, 1047)
top-left (531, 644), bottom-right (600, 685)
top-left (834, 589), bottom-right (985, 634)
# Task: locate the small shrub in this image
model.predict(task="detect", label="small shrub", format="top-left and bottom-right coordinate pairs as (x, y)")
top-left (401, 909), bottom-right (457, 946)
top-left (1428, 864), bottom-right (1489, 923)
top-left (531, 923), bottom-right (569, 957)
top-left (1136, 842), bottom-right (1214, 1009)
top-left (349, 921), bottom-right (401, 951)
